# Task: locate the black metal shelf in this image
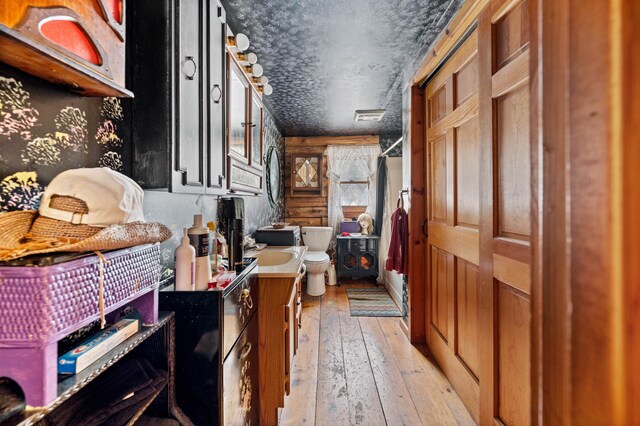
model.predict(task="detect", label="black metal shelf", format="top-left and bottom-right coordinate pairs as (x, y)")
top-left (15, 312), bottom-right (179, 426)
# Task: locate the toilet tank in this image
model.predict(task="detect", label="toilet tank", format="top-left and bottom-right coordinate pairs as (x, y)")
top-left (301, 226), bottom-right (333, 251)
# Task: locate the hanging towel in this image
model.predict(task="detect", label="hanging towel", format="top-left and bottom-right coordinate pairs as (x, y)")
top-left (385, 206), bottom-right (408, 275)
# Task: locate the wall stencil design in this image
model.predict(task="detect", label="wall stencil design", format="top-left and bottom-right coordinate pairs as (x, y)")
top-left (0, 65), bottom-right (129, 210)
top-left (55, 106), bottom-right (88, 153)
top-left (23, 136), bottom-right (61, 166)
top-left (100, 97), bottom-right (124, 121)
top-left (0, 76), bottom-right (39, 140)
top-left (0, 171), bottom-right (44, 211)
top-left (99, 151), bottom-right (123, 171)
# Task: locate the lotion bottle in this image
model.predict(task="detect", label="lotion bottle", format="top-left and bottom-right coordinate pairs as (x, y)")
top-left (175, 228), bottom-right (196, 291)
top-left (188, 214), bottom-right (212, 290)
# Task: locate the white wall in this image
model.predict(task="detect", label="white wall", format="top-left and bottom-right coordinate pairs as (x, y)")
top-left (379, 157), bottom-right (404, 310)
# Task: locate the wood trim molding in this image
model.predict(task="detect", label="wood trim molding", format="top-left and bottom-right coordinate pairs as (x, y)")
top-left (407, 85), bottom-right (427, 344)
top-left (409, 0), bottom-right (489, 86)
top-left (285, 135), bottom-right (379, 147)
top-left (531, 0), bottom-right (640, 423)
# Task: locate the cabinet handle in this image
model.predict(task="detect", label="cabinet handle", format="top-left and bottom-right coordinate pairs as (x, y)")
top-left (241, 122), bottom-right (257, 128)
top-left (211, 84), bottom-right (222, 103)
top-left (241, 288), bottom-right (254, 309)
top-left (422, 218), bottom-right (428, 238)
top-left (183, 56), bottom-right (197, 80)
top-left (239, 342), bottom-right (252, 360)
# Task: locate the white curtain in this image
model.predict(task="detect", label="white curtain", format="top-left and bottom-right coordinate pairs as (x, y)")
top-left (325, 144), bottom-right (381, 247)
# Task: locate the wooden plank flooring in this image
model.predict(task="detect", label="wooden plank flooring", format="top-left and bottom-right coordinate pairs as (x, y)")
top-left (280, 282), bottom-right (475, 426)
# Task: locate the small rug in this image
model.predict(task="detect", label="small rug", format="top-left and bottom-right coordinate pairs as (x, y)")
top-left (346, 287), bottom-right (402, 317)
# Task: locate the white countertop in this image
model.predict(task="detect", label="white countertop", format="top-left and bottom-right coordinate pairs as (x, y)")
top-left (245, 245), bottom-right (308, 278)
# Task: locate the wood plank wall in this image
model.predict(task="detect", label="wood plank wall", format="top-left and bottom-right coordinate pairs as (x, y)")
top-left (284, 135), bottom-right (379, 227)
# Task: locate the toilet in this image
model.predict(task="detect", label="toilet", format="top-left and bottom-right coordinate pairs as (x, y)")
top-left (301, 226), bottom-right (333, 296)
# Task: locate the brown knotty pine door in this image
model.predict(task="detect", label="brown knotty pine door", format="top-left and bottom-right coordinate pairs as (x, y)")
top-left (424, 0), bottom-right (532, 424)
top-left (478, 0), bottom-right (531, 424)
top-left (425, 30), bottom-right (481, 422)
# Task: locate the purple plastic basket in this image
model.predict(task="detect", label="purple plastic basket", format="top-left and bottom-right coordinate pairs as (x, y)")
top-left (0, 243), bottom-right (162, 406)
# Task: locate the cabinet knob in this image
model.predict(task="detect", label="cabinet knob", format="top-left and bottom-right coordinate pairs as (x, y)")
top-left (211, 84), bottom-right (222, 103)
top-left (183, 56), bottom-right (197, 80)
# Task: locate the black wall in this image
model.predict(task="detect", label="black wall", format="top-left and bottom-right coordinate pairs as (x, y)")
top-left (0, 64), bottom-right (285, 265)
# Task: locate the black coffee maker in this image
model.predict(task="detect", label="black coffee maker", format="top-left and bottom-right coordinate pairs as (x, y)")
top-left (219, 198), bottom-right (245, 271)
top-left (228, 218), bottom-right (244, 271)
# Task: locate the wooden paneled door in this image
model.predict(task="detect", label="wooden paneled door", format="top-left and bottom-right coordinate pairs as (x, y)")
top-left (478, 0), bottom-right (531, 425)
top-left (423, 0), bottom-right (531, 424)
top-left (424, 30), bottom-right (481, 422)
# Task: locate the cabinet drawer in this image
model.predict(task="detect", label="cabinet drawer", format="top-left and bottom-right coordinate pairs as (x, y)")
top-left (223, 313), bottom-right (259, 426)
top-left (223, 273), bottom-right (257, 358)
top-left (284, 285), bottom-right (296, 395)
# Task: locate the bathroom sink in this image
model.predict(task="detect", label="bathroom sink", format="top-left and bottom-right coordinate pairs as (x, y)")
top-left (247, 246), bottom-right (308, 277)
top-left (256, 250), bottom-right (297, 266)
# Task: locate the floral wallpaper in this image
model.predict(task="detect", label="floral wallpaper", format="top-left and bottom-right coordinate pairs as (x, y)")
top-left (0, 65), bottom-right (129, 212)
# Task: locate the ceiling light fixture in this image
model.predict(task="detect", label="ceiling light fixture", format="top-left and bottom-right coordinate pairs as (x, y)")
top-left (253, 76), bottom-right (268, 85)
top-left (227, 33), bottom-right (250, 51)
top-left (246, 63), bottom-right (263, 77)
top-left (238, 52), bottom-right (258, 64)
top-left (354, 109), bottom-right (386, 122)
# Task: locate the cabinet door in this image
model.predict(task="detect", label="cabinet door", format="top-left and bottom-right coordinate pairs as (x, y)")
top-left (173, 0), bottom-right (206, 192)
top-left (206, 1), bottom-right (226, 193)
top-left (284, 285), bottom-right (296, 395)
top-left (223, 314), bottom-right (260, 426)
top-left (249, 90), bottom-right (264, 170)
top-left (227, 56), bottom-right (249, 163)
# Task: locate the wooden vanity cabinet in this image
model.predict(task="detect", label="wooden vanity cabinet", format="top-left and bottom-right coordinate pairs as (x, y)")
top-left (284, 283), bottom-right (296, 395)
top-left (128, 0), bottom-right (228, 194)
top-left (257, 273), bottom-right (302, 425)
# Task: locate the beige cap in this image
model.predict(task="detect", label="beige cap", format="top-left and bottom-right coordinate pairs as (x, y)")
top-left (38, 168), bottom-right (145, 227)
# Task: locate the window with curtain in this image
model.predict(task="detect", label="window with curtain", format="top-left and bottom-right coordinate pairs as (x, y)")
top-left (325, 144), bottom-right (381, 245)
top-left (339, 163), bottom-right (370, 218)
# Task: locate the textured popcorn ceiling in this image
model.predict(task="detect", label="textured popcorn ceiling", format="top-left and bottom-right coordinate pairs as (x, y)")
top-left (222, 0), bottom-right (463, 136)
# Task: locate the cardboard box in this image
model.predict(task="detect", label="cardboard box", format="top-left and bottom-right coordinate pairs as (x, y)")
top-left (58, 319), bottom-right (140, 375)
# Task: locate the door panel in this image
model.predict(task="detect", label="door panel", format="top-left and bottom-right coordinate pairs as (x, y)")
top-left (497, 282), bottom-right (531, 426)
top-left (494, 0), bottom-right (530, 69)
top-left (425, 29), bottom-right (481, 423)
top-left (478, 0), bottom-right (531, 425)
top-left (497, 85), bottom-right (531, 240)
top-left (455, 118), bottom-right (480, 228)
top-left (176, 0), bottom-right (205, 190)
top-left (456, 259), bottom-right (479, 379)
top-left (455, 54), bottom-right (479, 106)
top-left (430, 247), bottom-right (451, 340)
top-left (423, 1), bottom-right (532, 424)
top-left (430, 136), bottom-right (448, 222)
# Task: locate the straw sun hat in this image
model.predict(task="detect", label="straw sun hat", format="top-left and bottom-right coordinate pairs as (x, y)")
top-left (0, 168), bottom-right (172, 261)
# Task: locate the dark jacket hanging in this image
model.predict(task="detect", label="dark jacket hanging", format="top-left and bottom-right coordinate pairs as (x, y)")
top-left (385, 204), bottom-right (408, 275)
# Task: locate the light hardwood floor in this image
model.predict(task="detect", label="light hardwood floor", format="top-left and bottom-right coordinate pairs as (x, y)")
top-left (279, 281), bottom-right (475, 426)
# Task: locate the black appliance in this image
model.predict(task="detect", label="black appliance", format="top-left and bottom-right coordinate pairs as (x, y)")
top-left (254, 226), bottom-right (301, 246)
top-left (228, 218), bottom-right (244, 271)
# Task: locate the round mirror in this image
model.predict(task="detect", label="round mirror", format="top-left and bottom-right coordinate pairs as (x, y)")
top-left (266, 145), bottom-right (281, 208)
